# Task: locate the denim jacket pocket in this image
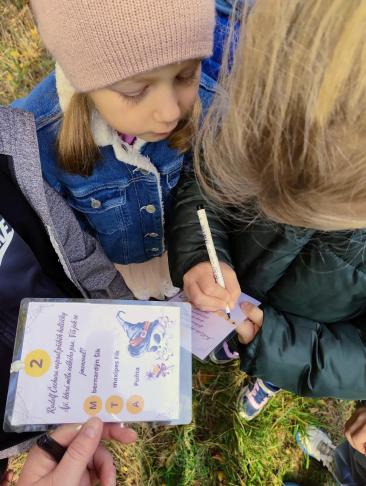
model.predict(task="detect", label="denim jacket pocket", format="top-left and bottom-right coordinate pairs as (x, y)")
top-left (66, 185), bottom-right (129, 236)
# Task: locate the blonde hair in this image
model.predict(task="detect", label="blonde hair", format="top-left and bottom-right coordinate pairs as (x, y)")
top-left (57, 95), bottom-right (200, 177)
top-left (197, 0), bottom-right (366, 231)
top-left (56, 93), bottom-right (99, 176)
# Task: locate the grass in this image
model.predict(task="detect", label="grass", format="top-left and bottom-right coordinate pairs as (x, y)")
top-left (106, 362), bottom-right (351, 485)
top-left (0, 1), bottom-right (354, 484)
top-left (0, 0), bottom-right (52, 104)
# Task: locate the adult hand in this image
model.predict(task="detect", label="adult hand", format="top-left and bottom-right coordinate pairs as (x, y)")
top-left (17, 418), bottom-right (137, 486)
top-left (183, 261), bottom-right (241, 312)
top-left (235, 302), bottom-right (264, 344)
top-left (345, 406), bottom-right (366, 455)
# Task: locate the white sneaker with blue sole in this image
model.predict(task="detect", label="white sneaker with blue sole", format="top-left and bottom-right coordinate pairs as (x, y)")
top-left (296, 426), bottom-right (338, 480)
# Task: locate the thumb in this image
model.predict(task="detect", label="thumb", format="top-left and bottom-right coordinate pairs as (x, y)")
top-left (52, 417), bottom-right (103, 486)
top-left (235, 319), bottom-right (256, 344)
top-left (0, 470), bottom-right (13, 486)
top-left (225, 279), bottom-right (241, 310)
top-left (221, 266), bottom-right (241, 309)
top-left (241, 302), bottom-right (263, 327)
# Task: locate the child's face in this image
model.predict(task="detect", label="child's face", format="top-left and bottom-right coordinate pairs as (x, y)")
top-left (89, 60), bottom-right (201, 142)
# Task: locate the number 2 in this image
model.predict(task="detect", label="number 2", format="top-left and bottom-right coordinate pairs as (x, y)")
top-left (24, 350), bottom-right (51, 377)
top-left (30, 359), bottom-right (43, 369)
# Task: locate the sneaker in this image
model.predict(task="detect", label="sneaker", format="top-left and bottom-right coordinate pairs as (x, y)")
top-left (296, 426), bottom-right (337, 478)
top-left (238, 378), bottom-right (280, 420)
top-left (209, 340), bottom-right (239, 364)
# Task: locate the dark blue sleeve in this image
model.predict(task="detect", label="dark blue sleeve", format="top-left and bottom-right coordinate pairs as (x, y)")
top-left (202, 11), bottom-right (231, 82)
top-left (202, 0), bottom-right (245, 82)
top-left (10, 72), bottom-right (59, 122)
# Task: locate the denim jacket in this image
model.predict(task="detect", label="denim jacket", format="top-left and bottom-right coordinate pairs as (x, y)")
top-left (12, 69), bottom-right (216, 265)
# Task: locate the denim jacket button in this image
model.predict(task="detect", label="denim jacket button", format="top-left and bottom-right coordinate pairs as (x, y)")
top-left (151, 248), bottom-right (159, 252)
top-left (149, 232), bottom-right (159, 238)
top-left (90, 198), bottom-right (102, 209)
top-left (145, 204), bottom-right (156, 214)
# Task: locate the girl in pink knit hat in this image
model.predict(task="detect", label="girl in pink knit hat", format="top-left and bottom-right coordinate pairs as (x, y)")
top-left (13, 0), bottom-right (216, 300)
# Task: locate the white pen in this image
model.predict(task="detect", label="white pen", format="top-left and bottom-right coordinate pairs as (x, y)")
top-left (196, 204), bottom-right (231, 319)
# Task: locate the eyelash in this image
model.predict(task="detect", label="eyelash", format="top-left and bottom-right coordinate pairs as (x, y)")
top-left (176, 74), bottom-right (198, 85)
top-left (120, 73), bottom-right (199, 105)
top-left (120, 89), bottom-right (147, 105)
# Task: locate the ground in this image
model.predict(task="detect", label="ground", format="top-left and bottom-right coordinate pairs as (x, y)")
top-left (0, 1), bottom-right (354, 484)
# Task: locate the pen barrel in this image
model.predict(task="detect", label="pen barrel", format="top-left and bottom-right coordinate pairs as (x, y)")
top-left (197, 209), bottom-right (226, 289)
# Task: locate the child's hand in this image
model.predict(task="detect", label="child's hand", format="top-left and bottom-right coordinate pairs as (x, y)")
top-left (345, 406), bottom-right (366, 455)
top-left (183, 261), bottom-right (241, 312)
top-left (235, 302), bottom-right (263, 344)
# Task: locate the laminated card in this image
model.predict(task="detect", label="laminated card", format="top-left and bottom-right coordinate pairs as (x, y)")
top-left (5, 299), bottom-right (191, 431)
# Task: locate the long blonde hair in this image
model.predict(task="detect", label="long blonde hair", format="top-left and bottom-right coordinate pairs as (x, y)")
top-left (57, 94), bottom-right (200, 177)
top-left (197, 0), bottom-right (366, 231)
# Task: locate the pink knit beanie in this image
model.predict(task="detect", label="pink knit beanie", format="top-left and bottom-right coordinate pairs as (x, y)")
top-left (30, 0), bottom-right (215, 92)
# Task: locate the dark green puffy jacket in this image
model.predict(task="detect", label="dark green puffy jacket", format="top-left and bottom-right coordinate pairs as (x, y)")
top-left (168, 174), bottom-right (366, 399)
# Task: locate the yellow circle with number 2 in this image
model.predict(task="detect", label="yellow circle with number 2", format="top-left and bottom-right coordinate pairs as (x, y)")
top-left (24, 349), bottom-right (51, 377)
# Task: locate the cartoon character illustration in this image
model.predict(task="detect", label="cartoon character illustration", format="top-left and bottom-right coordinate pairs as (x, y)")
top-left (146, 362), bottom-right (174, 380)
top-left (116, 311), bottom-right (167, 358)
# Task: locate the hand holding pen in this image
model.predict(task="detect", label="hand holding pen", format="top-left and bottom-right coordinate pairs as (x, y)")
top-left (182, 206), bottom-right (241, 314)
top-left (196, 205), bottom-right (232, 318)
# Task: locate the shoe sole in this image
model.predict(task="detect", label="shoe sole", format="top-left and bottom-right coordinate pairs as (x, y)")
top-left (210, 356), bottom-right (237, 365)
top-left (209, 352), bottom-right (237, 365)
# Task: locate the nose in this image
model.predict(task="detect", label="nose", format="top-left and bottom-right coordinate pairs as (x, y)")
top-left (153, 87), bottom-right (181, 126)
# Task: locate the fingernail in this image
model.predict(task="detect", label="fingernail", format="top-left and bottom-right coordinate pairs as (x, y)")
top-left (120, 422), bottom-right (124, 428)
top-left (83, 418), bottom-right (100, 439)
top-left (75, 424), bottom-right (82, 431)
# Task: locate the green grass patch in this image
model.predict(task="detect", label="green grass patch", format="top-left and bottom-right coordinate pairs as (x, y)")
top-left (105, 361), bottom-right (351, 485)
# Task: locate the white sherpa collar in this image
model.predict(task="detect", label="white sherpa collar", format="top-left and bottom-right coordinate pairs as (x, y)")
top-left (55, 63), bottom-right (75, 113)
